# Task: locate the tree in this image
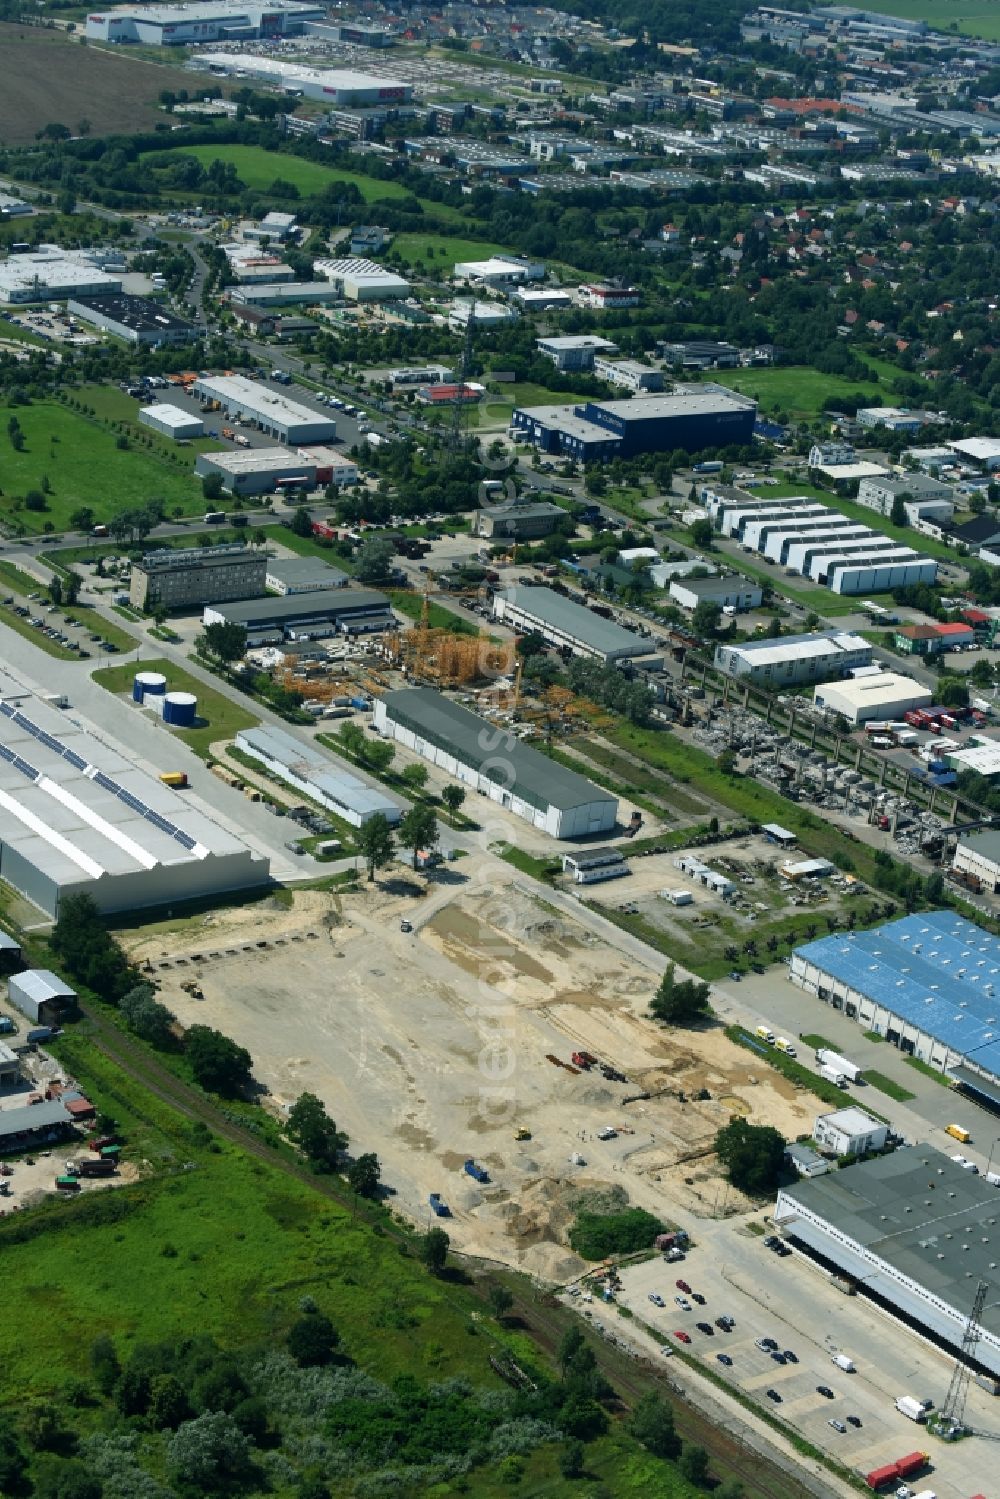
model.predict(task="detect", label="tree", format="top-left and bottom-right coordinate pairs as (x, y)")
top-left (69, 507), bottom-right (95, 532)
top-left (397, 804), bottom-right (439, 869)
top-left (337, 720), bottom-right (366, 760)
top-left (287, 1311), bottom-right (339, 1366)
top-left (185, 1025), bottom-right (252, 1097)
top-left (0, 1427), bottom-right (28, 1494)
top-left (89, 1335), bottom-right (120, 1397)
top-left (198, 620), bottom-right (247, 664)
top-left (559, 1440), bottom-right (585, 1480)
top-left (287, 1091), bottom-right (347, 1169)
top-left (148, 1373), bottom-right (190, 1431)
top-left (24, 490), bottom-right (47, 513)
top-left (288, 506), bottom-right (313, 538)
top-left (441, 783), bottom-right (466, 818)
top-left (421, 1226), bottom-right (450, 1274)
top-left (692, 599), bottom-right (722, 639)
top-left (202, 471), bottom-right (225, 501)
top-left (717, 747), bottom-right (738, 777)
top-left (715, 1118), bottom-right (785, 1195)
top-left (629, 1391), bottom-right (680, 1459)
top-left (354, 812), bottom-right (394, 882)
top-left (401, 763), bottom-right (428, 793)
top-left (939, 677), bottom-right (969, 708)
top-left (119, 982), bottom-right (176, 1049)
top-left (679, 1446), bottom-right (711, 1486)
top-left (167, 1411), bottom-right (252, 1489)
top-left (63, 572), bottom-right (81, 607)
top-left (346, 1151), bottom-right (381, 1197)
top-left (890, 493), bottom-right (908, 528)
top-left (689, 518), bottom-right (714, 549)
top-left (355, 537), bottom-right (395, 584)
top-left (487, 1284), bottom-right (513, 1321)
top-left (32, 1457), bottom-right (100, 1499)
top-left (650, 963), bottom-right (711, 1026)
top-left (48, 576), bottom-right (63, 607)
top-left (51, 893), bottom-right (137, 1003)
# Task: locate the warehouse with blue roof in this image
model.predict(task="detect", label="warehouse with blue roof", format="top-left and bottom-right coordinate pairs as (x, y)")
top-left (791, 912), bottom-right (1000, 1104)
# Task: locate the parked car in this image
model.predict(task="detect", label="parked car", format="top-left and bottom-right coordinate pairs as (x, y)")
top-left (828, 1419), bottom-right (846, 1434)
top-left (816, 1386), bottom-right (835, 1399)
top-left (770, 1351), bottom-right (787, 1364)
top-left (765, 1389), bottom-right (782, 1403)
top-left (695, 1322), bottom-right (714, 1336)
top-left (675, 1280), bottom-right (691, 1293)
top-left (715, 1316), bottom-right (735, 1331)
top-left (716, 1354), bottom-right (733, 1367)
top-left (674, 1296), bottom-right (690, 1310)
top-left (648, 1293), bottom-right (665, 1308)
top-left (782, 1350), bottom-right (798, 1364)
top-left (691, 1292), bottom-right (706, 1305)
top-left (846, 1416), bottom-right (862, 1428)
top-left (673, 1330), bottom-right (691, 1344)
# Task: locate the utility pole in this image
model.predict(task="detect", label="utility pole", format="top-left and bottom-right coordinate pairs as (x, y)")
top-left (450, 308), bottom-right (475, 450)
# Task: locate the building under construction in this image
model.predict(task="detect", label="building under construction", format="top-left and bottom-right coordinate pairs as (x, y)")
top-left (775, 1146), bottom-right (1000, 1376)
top-left (383, 616), bottom-right (515, 688)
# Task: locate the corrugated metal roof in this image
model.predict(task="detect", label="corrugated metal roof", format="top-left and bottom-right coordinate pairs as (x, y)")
top-left (235, 725), bottom-right (401, 822)
top-left (380, 688), bottom-right (616, 815)
top-left (796, 911), bottom-right (1000, 1076)
top-left (0, 1099), bottom-right (70, 1140)
top-left (11, 969), bottom-right (76, 1003)
top-left (499, 587), bottom-right (647, 658)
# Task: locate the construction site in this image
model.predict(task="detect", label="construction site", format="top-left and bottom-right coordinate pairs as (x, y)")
top-left (116, 873), bottom-right (816, 1281)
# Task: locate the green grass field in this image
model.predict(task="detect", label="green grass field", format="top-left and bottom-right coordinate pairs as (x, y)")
top-left (94, 655), bottom-right (257, 757)
top-left (856, 0), bottom-right (1000, 38)
top-left (712, 366), bottom-right (885, 421)
top-left (391, 231), bottom-right (508, 272)
top-left (145, 144), bottom-right (465, 222)
top-left (7, 1032), bottom-right (519, 1396)
top-left (0, 401), bottom-right (203, 532)
top-left (386, 588), bottom-right (478, 634)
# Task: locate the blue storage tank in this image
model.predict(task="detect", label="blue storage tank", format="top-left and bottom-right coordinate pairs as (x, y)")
top-left (162, 691), bottom-right (197, 727)
top-left (133, 670), bottom-right (167, 704)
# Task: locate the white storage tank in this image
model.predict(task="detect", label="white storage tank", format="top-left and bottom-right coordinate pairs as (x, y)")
top-left (133, 670), bottom-right (167, 704)
top-left (162, 691), bottom-right (197, 727)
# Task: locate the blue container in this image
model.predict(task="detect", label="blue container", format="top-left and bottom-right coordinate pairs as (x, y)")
top-left (350, 696), bottom-right (370, 711)
top-left (133, 670), bottom-right (167, 703)
top-left (162, 691), bottom-right (197, 727)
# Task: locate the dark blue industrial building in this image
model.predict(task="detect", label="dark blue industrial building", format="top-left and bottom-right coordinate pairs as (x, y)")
top-left (511, 391), bottom-right (757, 460)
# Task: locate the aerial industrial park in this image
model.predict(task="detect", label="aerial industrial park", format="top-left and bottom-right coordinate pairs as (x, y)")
top-left (0, 0), bottom-right (1000, 1492)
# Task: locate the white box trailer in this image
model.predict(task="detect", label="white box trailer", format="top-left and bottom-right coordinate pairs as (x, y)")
top-left (831, 1353), bottom-right (855, 1372)
top-left (816, 1048), bottom-right (863, 1083)
top-left (895, 1396), bottom-right (927, 1422)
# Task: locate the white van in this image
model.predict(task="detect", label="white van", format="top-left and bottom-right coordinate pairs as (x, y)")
top-left (755, 1025), bottom-right (775, 1045)
top-left (775, 1038), bottom-right (796, 1056)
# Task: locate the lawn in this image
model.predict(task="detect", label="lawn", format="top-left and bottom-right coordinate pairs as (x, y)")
top-left (0, 401), bottom-right (203, 532)
top-left (94, 656), bottom-right (258, 758)
top-left (391, 231), bottom-right (508, 273)
top-left (864, 1069), bottom-right (917, 1102)
top-left (712, 366), bottom-right (886, 422)
top-left (259, 523), bottom-right (356, 571)
top-left (387, 587), bottom-right (479, 634)
top-left (854, 0), bottom-right (1000, 39)
top-left (145, 144), bottom-right (466, 222)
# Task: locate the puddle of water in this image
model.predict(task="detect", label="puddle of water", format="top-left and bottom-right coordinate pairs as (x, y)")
top-left (427, 906), bottom-right (554, 984)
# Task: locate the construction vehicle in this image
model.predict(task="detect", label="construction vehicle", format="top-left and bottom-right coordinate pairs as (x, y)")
top-left (572, 1051), bottom-right (598, 1070)
top-left (222, 427), bottom-right (235, 440)
top-left (514, 1127), bottom-right (531, 1141)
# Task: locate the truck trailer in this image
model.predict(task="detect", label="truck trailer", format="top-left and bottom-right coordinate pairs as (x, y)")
top-left (896, 1397), bottom-right (928, 1422)
top-left (820, 1063), bottom-right (849, 1088)
top-left (816, 1048), bottom-right (863, 1084)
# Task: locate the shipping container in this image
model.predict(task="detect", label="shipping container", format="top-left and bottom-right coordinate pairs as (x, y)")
top-left (464, 1159), bottom-right (489, 1183)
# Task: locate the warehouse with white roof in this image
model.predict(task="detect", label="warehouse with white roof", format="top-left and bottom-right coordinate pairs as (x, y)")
top-left (702, 487), bottom-right (937, 595)
top-left (0, 252), bottom-right (122, 305)
top-left (813, 669), bottom-right (931, 725)
top-left (235, 725), bottom-right (401, 829)
top-left (493, 586), bottom-right (658, 667)
top-left (714, 631), bottom-right (873, 687)
top-left (191, 375), bottom-right (335, 445)
top-left (0, 671), bottom-right (267, 917)
top-left (86, 1), bottom-right (322, 44)
top-left (195, 51), bottom-right (412, 104)
top-left (313, 258), bottom-right (411, 302)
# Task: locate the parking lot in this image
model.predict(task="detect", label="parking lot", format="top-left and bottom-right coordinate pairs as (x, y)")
top-left (613, 1233), bottom-right (1000, 1498)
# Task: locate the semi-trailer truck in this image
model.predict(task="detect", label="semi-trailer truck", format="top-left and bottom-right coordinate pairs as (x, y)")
top-left (816, 1048), bottom-right (863, 1084)
top-left (820, 1063), bottom-right (849, 1088)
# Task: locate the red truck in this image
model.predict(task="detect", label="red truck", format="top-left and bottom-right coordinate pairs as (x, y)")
top-left (571, 1051), bottom-right (598, 1070)
top-left (89, 1135), bottom-right (120, 1153)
